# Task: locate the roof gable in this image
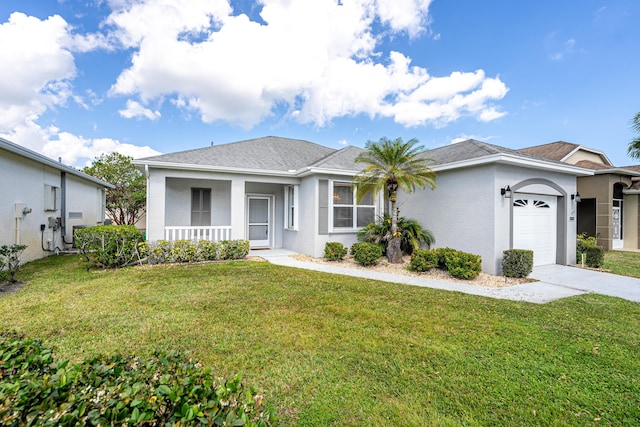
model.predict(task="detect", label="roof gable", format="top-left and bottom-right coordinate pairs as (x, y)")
top-left (519, 141), bottom-right (612, 167)
top-left (139, 136), bottom-right (336, 172)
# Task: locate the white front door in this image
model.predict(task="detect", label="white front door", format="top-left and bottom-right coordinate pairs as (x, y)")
top-left (247, 196), bottom-right (272, 248)
top-left (512, 194), bottom-right (557, 266)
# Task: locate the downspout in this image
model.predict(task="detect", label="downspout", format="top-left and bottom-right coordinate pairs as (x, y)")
top-left (60, 171), bottom-right (72, 246)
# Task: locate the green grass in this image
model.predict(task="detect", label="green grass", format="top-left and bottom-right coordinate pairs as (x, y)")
top-left (604, 250), bottom-right (640, 278)
top-left (2, 255), bottom-right (640, 426)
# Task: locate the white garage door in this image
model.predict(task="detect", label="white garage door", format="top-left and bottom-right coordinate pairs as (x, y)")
top-left (512, 193), bottom-right (557, 266)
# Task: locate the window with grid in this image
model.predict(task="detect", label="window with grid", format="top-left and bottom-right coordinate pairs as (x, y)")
top-left (331, 181), bottom-right (375, 229)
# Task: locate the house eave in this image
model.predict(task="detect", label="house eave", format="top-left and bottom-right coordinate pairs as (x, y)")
top-left (432, 153), bottom-right (594, 176)
top-left (592, 168), bottom-right (640, 177)
top-left (0, 137), bottom-right (114, 188)
top-left (562, 145), bottom-right (614, 166)
top-left (134, 160), bottom-right (299, 177)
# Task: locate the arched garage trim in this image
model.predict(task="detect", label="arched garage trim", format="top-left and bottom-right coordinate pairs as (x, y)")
top-left (510, 178), bottom-right (567, 265)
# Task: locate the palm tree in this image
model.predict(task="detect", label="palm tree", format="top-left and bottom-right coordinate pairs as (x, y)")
top-left (628, 112), bottom-right (640, 159)
top-left (353, 137), bottom-right (436, 263)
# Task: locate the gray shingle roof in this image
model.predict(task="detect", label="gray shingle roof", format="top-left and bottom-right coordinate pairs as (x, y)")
top-left (139, 136), bottom-right (336, 171)
top-left (518, 141), bottom-right (579, 161)
top-left (309, 145), bottom-right (366, 171)
top-left (420, 139), bottom-right (562, 166)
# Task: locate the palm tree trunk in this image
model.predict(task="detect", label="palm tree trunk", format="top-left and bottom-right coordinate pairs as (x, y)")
top-left (387, 191), bottom-right (403, 263)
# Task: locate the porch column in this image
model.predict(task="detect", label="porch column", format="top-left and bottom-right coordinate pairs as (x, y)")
top-left (146, 171), bottom-right (166, 242)
top-left (230, 179), bottom-right (246, 240)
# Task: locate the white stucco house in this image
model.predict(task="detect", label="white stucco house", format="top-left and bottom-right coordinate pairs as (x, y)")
top-left (0, 137), bottom-right (114, 263)
top-left (134, 136), bottom-right (593, 274)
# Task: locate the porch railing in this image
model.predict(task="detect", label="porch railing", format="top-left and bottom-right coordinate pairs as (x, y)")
top-left (164, 226), bottom-right (232, 242)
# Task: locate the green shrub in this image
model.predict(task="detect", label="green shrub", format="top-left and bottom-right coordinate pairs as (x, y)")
top-left (221, 240), bottom-right (250, 260)
top-left (75, 225), bottom-right (145, 268)
top-left (324, 242), bottom-right (347, 261)
top-left (585, 245), bottom-right (605, 268)
top-left (576, 233), bottom-right (604, 268)
top-left (431, 247), bottom-right (457, 270)
top-left (144, 239), bottom-right (173, 264)
top-left (358, 215), bottom-right (435, 255)
top-left (351, 242), bottom-right (383, 266)
top-left (0, 333), bottom-right (277, 427)
top-left (445, 251), bottom-right (482, 280)
top-left (197, 240), bottom-right (222, 261)
top-left (502, 249), bottom-right (534, 278)
top-left (408, 249), bottom-right (439, 272)
top-left (0, 244), bottom-right (27, 283)
top-left (170, 240), bottom-right (199, 263)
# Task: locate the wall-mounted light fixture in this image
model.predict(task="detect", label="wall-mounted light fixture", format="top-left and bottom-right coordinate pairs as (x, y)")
top-left (500, 185), bottom-right (512, 199)
top-left (571, 192), bottom-right (581, 203)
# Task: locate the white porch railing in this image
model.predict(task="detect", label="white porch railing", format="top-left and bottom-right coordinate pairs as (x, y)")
top-left (164, 226), bottom-right (232, 242)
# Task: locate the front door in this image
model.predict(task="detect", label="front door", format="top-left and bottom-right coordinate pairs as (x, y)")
top-left (612, 200), bottom-right (623, 249)
top-left (247, 196), bottom-right (272, 248)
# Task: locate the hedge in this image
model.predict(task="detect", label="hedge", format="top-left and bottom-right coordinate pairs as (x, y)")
top-left (0, 333), bottom-right (277, 426)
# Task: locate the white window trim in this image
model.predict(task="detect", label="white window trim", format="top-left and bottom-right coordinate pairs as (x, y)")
top-left (284, 184), bottom-right (299, 231)
top-left (44, 184), bottom-right (60, 212)
top-left (328, 180), bottom-right (378, 233)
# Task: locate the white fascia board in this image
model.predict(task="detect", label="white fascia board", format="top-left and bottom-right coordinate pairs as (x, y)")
top-left (295, 167), bottom-right (357, 178)
top-left (623, 189), bottom-right (640, 195)
top-left (134, 160), bottom-right (298, 178)
top-left (592, 168), bottom-right (640, 177)
top-left (0, 137), bottom-right (114, 188)
top-left (431, 153), bottom-right (594, 176)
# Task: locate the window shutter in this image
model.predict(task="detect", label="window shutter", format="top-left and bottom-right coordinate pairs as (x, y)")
top-left (318, 179), bottom-right (328, 235)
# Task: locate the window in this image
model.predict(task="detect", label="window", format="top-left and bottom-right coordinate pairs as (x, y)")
top-left (191, 188), bottom-right (211, 226)
top-left (44, 184), bottom-right (60, 211)
top-left (331, 181), bottom-right (375, 230)
top-left (284, 185), bottom-right (298, 230)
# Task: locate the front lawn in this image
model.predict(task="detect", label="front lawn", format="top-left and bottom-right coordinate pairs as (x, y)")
top-left (604, 250), bottom-right (640, 278)
top-left (1, 255), bottom-right (639, 426)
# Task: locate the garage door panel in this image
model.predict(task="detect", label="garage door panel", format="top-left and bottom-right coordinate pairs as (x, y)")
top-left (513, 194), bottom-right (557, 266)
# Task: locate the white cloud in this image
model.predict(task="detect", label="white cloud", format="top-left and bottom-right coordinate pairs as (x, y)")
top-left (106, 0), bottom-right (507, 128)
top-left (119, 100), bottom-right (161, 120)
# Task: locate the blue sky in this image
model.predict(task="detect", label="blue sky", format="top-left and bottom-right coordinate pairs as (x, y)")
top-left (0, 0), bottom-right (638, 167)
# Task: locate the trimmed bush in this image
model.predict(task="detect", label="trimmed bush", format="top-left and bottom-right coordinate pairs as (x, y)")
top-left (445, 251), bottom-right (482, 280)
top-left (221, 239), bottom-right (250, 260)
top-left (351, 242), bottom-right (383, 266)
top-left (0, 333), bottom-right (277, 427)
top-left (144, 239), bottom-right (173, 264)
top-left (576, 233), bottom-right (604, 268)
top-left (408, 249), bottom-right (439, 272)
top-left (0, 244), bottom-right (27, 283)
top-left (75, 225), bottom-right (145, 268)
top-left (324, 242), bottom-right (347, 261)
top-left (585, 245), bottom-right (605, 268)
top-left (502, 249), bottom-right (534, 278)
top-left (431, 247), bottom-right (458, 270)
top-left (171, 240), bottom-right (200, 263)
top-left (197, 240), bottom-right (222, 261)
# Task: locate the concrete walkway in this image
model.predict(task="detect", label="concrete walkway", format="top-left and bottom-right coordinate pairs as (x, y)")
top-left (249, 249), bottom-right (640, 304)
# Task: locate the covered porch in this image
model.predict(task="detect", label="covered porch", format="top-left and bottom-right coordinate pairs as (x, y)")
top-left (146, 173), bottom-right (296, 249)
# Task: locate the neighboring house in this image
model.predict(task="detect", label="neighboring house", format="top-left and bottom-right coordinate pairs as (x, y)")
top-left (135, 136), bottom-right (592, 274)
top-left (0, 137), bottom-right (114, 263)
top-left (520, 141), bottom-right (640, 251)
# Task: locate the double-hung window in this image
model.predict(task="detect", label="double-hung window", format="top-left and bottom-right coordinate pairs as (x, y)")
top-left (331, 181), bottom-right (375, 230)
top-left (284, 185), bottom-right (298, 230)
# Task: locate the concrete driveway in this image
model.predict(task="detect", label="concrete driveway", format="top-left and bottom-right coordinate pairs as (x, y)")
top-left (529, 264), bottom-right (640, 303)
top-left (252, 249), bottom-right (640, 304)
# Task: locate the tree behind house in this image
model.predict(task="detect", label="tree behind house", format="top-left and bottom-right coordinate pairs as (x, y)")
top-left (83, 152), bottom-right (146, 226)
